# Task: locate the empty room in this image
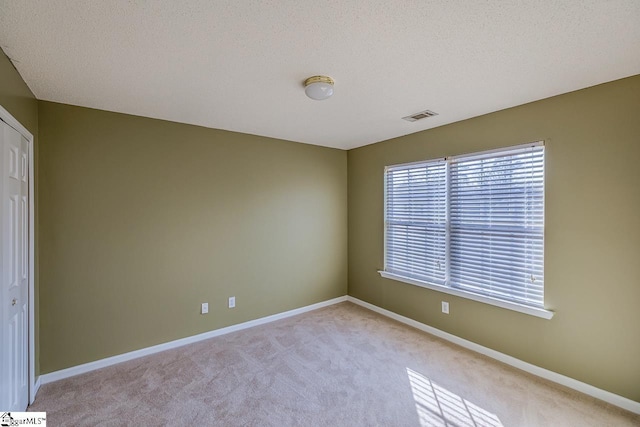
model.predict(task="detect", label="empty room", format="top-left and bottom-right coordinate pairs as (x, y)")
top-left (1, 1), bottom-right (639, 426)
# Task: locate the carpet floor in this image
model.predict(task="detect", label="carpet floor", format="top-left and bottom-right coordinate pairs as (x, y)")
top-left (29, 302), bottom-right (639, 426)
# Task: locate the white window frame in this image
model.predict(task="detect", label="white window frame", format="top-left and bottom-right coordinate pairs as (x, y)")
top-left (379, 142), bottom-right (553, 319)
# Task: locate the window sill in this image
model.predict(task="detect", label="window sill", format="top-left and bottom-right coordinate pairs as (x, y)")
top-left (378, 271), bottom-right (554, 320)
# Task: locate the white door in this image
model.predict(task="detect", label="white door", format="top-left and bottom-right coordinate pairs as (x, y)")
top-left (0, 119), bottom-right (29, 411)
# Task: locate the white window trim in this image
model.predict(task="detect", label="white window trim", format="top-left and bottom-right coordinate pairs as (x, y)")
top-left (381, 141), bottom-right (554, 320)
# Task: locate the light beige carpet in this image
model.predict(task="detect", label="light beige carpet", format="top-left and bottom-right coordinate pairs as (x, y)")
top-left (29, 302), bottom-right (639, 426)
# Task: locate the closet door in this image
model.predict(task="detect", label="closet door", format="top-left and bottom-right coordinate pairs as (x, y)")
top-left (0, 119), bottom-right (29, 411)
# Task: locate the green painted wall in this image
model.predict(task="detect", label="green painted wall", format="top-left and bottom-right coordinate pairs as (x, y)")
top-left (348, 75), bottom-right (640, 402)
top-left (0, 50), bottom-right (39, 374)
top-left (37, 101), bottom-right (347, 373)
top-left (0, 51), bottom-right (38, 133)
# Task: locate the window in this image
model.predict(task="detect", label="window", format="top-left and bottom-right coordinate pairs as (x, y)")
top-left (380, 142), bottom-right (551, 319)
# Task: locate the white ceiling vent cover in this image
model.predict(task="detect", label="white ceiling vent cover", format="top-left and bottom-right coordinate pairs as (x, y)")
top-left (402, 110), bottom-right (439, 122)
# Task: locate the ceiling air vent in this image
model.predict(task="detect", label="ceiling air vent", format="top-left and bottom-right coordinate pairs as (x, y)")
top-left (402, 110), bottom-right (439, 122)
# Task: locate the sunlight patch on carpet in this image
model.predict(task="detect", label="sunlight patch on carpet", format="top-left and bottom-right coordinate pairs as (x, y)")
top-left (407, 367), bottom-right (503, 427)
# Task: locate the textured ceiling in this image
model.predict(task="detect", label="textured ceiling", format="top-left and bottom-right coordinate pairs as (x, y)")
top-left (1, 1), bottom-right (639, 150)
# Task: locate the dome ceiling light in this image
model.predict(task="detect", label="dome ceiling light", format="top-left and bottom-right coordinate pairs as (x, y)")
top-left (304, 75), bottom-right (335, 101)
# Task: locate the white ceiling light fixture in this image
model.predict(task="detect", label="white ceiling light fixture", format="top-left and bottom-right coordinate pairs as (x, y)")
top-left (304, 75), bottom-right (335, 101)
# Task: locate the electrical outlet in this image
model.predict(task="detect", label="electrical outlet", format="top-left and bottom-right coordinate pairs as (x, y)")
top-left (228, 296), bottom-right (236, 308)
top-left (201, 303), bottom-right (209, 314)
top-left (441, 301), bottom-right (449, 314)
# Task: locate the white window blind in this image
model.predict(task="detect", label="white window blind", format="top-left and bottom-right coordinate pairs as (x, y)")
top-left (449, 145), bottom-right (544, 307)
top-left (384, 143), bottom-right (545, 309)
top-left (385, 160), bottom-right (447, 285)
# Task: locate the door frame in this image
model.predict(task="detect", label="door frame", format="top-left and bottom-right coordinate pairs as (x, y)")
top-left (0, 105), bottom-right (36, 404)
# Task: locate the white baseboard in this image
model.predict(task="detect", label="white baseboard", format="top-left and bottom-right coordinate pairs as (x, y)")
top-left (30, 376), bottom-right (41, 405)
top-left (346, 296), bottom-right (640, 415)
top-left (35, 294), bottom-right (640, 414)
top-left (40, 295), bottom-right (348, 385)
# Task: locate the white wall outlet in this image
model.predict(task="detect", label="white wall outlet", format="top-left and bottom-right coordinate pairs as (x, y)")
top-left (228, 296), bottom-right (236, 308)
top-left (201, 303), bottom-right (209, 314)
top-left (441, 301), bottom-right (449, 314)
